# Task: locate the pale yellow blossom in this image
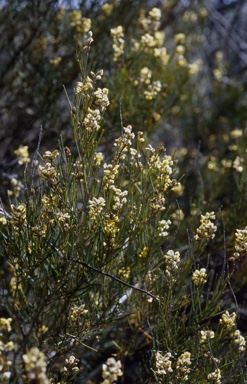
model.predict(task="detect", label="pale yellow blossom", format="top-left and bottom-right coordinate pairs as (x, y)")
top-left (101, 357), bottom-right (123, 384)
top-left (219, 311), bottom-right (236, 330)
top-left (155, 351), bottom-right (173, 376)
top-left (14, 145), bottom-right (30, 165)
top-left (192, 268), bottom-right (207, 285)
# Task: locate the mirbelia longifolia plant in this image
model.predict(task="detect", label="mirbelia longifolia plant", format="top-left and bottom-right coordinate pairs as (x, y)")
top-left (0, 30), bottom-right (246, 383)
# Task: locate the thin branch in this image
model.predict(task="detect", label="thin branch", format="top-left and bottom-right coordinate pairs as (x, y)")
top-left (68, 257), bottom-right (159, 302)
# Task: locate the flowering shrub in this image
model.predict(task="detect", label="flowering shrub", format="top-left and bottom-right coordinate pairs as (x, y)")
top-left (0, 3), bottom-right (247, 383)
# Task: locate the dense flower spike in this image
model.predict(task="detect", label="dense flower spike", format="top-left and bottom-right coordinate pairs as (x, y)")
top-left (11, 203), bottom-right (26, 227)
top-left (155, 351), bottom-right (173, 376)
top-left (176, 351), bottom-right (192, 382)
top-left (110, 25), bottom-right (125, 62)
top-left (164, 250), bottom-right (180, 276)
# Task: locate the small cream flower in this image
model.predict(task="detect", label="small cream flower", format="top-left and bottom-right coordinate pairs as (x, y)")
top-left (64, 355), bottom-right (79, 372)
top-left (94, 88), bottom-right (110, 110)
top-left (84, 108), bottom-right (101, 133)
top-left (11, 204), bottom-right (26, 227)
top-left (233, 156), bottom-right (244, 173)
top-left (88, 197), bottom-right (106, 219)
top-left (164, 250), bottom-right (180, 275)
top-left (234, 227), bottom-right (247, 260)
top-left (219, 311), bottom-right (236, 330)
top-left (194, 212), bottom-right (217, 241)
top-left (176, 351), bottom-right (191, 381)
top-left (101, 357), bottom-right (123, 384)
top-left (14, 145), bottom-right (30, 165)
top-left (232, 329), bottom-right (246, 352)
top-left (155, 351), bottom-right (173, 376)
top-left (76, 76), bottom-right (93, 93)
top-left (200, 330), bottom-right (215, 343)
top-left (0, 318), bottom-right (12, 332)
top-left (111, 26), bottom-right (125, 62)
top-left (208, 369), bottom-right (221, 384)
top-left (94, 152), bottom-right (104, 166)
top-left (157, 219), bottom-right (171, 237)
top-left (192, 268), bottom-right (207, 285)
top-left (39, 163), bottom-right (57, 180)
top-left (23, 347), bottom-right (49, 384)
top-left (144, 80), bottom-right (162, 100)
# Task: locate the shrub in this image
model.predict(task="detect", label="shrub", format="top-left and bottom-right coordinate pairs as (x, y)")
top-left (0, 9), bottom-right (247, 384)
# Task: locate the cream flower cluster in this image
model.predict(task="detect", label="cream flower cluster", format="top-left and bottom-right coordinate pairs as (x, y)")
top-left (11, 203), bottom-right (26, 227)
top-left (0, 318), bottom-right (14, 381)
top-left (200, 330), bottom-right (215, 343)
top-left (194, 212), bottom-right (217, 241)
top-left (94, 87), bottom-right (110, 111)
top-left (83, 108), bottom-right (101, 133)
top-left (88, 197), bottom-right (106, 219)
top-left (103, 164), bottom-right (120, 189)
top-left (140, 7), bottom-right (162, 33)
top-left (157, 219), bottom-right (171, 237)
top-left (101, 357), bottom-right (123, 384)
top-left (208, 369), bottom-right (221, 384)
top-left (64, 355), bottom-right (79, 373)
top-left (219, 311), bottom-right (236, 331)
top-left (176, 351), bottom-right (192, 381)
top-left (235, 227), bottom-right (247, 254)
top-left (155, 351), bottom-right (173, 376)
top-left (39, 150), bottom-right (59, 181)
top-left (164, 249), bottom-right (180, 276)
top-left (114, 125), bottom-right (135, 153)
top-left (219, 311), bottom-right (246, 352)
top-left (110, 25), bottom-right (125, 62)
top-left (144, 80), bottom-right (162, 100)
top-left (192, 268), bottom-right (207, 285)
top-left (14, 145), bottom-right (30, 165)
top-left (23, 347), bottom-right (49, 384)
top-left (110, 186), bottom-right (128, 211)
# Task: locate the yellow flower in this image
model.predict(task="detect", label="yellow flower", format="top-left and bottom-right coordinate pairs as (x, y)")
top-left (192, 268), bottom-right (207, 285)
top-left (39, 163), bottom-right (57, 180)
top-left (200, 330), bottom-right (215, 343)
top-left (14, 145), bottom-right (30, 165)
top-left (88, 197), bottom-right (106, 219)
top-left (155, 351), bottom-right (173, 376)
top-left (11, 204), bottom-right (26, 227)
top-left (194, 212), bottom-right (217, 241)
top-left (101, 3), bottom-right (114, 16)
top-left (94, 88), bottom-right (110, 110)
top-left (76, 76), bottom-right (93, 93)
top-left (0, 317), bottom-right (12, 332)
top-left (219, 311), bottom-right (236, 330)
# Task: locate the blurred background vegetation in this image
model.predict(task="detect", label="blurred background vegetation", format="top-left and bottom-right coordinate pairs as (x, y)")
top-left (1, 0), bottom-right (246, 157)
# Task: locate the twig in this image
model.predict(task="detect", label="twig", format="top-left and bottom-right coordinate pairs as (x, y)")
top-left (68, 257), bottom-right (159, 302)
